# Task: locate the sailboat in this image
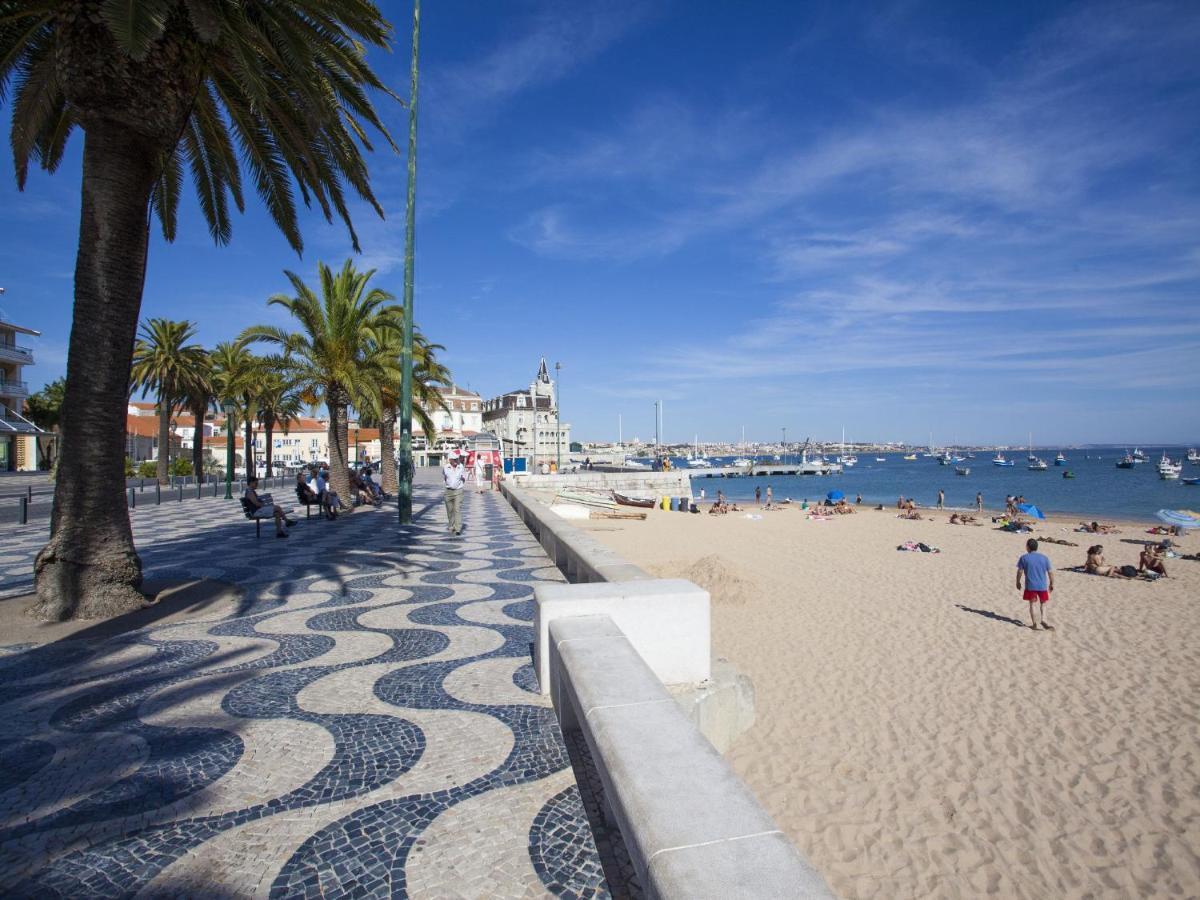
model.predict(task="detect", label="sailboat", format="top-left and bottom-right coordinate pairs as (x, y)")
top-left (837, 428), bottom-right (858, 466)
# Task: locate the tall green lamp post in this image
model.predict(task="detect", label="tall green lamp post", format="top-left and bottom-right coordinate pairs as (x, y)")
top-left (223, 401), bottom-right (235, 500)
top-left (555, 361), bottom-right (562, 471)
top-left (398, 0), bottom-right (421, 524)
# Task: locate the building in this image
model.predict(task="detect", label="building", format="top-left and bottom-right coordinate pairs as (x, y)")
top-left (481, 358), bottom-right (571, 467)
top-left (0, 317), bottom-right (46, 471)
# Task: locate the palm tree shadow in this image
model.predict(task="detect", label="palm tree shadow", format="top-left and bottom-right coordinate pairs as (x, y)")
top-left (955, 604), bottom-right (1026, 628)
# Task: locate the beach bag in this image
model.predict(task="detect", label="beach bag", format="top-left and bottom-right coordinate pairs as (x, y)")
top-left (1120, 565), bottom-right (1138, 578)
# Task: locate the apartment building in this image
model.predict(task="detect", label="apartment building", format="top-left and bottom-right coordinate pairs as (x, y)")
top-left (0, 318), bottom-right (45, 471)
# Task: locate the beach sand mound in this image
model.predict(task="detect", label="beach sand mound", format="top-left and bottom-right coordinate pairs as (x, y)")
top-left (651, 553), bottom-right (751, 606)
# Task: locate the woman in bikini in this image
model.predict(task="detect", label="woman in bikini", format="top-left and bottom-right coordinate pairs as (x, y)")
top-left (1084, 545), bottom-right (1129, 578)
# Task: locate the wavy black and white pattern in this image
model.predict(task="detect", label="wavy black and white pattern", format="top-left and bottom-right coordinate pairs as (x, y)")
top-left (0, 483), bottom-right (611, 898)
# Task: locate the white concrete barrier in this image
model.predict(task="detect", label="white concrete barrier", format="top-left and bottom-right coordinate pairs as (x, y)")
top-left (550, 615), bottom-right (833, 899)
top-left (534, 578), bottom-right (710, 694)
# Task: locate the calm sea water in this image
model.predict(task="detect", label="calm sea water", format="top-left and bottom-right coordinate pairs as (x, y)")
top-left (673, 450), bottom-right (1199, 521)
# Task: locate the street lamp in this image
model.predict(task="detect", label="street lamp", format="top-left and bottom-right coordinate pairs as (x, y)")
top-left (223, 401), bottom-right (235, 499)
top-left (555, 361), bottom-right (562, 471)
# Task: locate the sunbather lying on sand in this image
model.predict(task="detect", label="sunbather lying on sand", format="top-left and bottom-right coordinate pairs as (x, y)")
top-left (1078, 521), bottom-right (1119, 534)
top-left (898, 509), bottom-right (923, 520)
top-left (1085, 545), bottom-right (1131, 578)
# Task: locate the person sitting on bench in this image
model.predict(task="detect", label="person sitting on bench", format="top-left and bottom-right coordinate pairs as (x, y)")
top-left (245, 476), bottom-right (297, 538)
top-left (315, 467), bottom-right (341, 519)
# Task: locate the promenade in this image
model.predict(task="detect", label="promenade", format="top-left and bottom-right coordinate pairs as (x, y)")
top-left (0, 476), bottom-right (625, 897)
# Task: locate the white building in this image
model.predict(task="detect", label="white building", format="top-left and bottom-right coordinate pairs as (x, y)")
top-left (482, 358), bottom-right (571, 467)
top-left (0, 317), bottom-right (46, 471)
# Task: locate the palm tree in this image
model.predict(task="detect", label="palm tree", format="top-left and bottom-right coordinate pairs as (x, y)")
top-left (256, 370), bottom-right (304, 477)
top-left (6, 3), bottom-right (396, 620)
top-left (242, 260), bottom-right (402, 503)
top-left (210, 341), bottom-right (258, 478)
top-left (182, 352), bottom-right (215, 482)
top-left (130, 319), bottom-right (207, 485)
top-left (362, 325), bottom-right (451, 494)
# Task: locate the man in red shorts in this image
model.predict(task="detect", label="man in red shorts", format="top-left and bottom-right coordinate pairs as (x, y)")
top-left (1016, 538), bottom-right (1055, 631)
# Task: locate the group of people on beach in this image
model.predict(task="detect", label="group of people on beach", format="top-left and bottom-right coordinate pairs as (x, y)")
top-left (1084, 541), bottom-right (1171, 579)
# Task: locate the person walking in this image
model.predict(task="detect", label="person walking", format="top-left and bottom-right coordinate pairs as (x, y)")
top-left (1016, 538), bottom-right (1055, 631)
top-left (443, 450), bottom-right (467, 535)
top-left (755, 485), bottom-right (761, 505)
top-left (473, 452), bottom-right (487, 494)
top-left (976, 491), bottom-right (983, 513)
top-left (937, 489), bottom-right (945, 510)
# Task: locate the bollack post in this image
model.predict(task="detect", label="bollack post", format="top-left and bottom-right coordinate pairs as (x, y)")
top-left (129, 488), bottom-right (136, 509)
top-left (156, 484), bottom-right (161, 505)
top-left (19, 496), bottom-right (27, 525)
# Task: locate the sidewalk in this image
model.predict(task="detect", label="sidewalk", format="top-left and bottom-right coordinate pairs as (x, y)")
top-left (0, 483), bottom-right (622, 897)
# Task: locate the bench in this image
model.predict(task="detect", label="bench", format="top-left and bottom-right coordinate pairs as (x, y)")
top-left (547, 615), bottom-right (832, 899)
top-left (239, 497), bottom-right (266, 537)
top-left (295, 485), bottom-right (318, 519)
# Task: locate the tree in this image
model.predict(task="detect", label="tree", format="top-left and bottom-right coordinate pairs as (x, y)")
top-left (130, 319), bottom-right (206, 485)
top-left (182, 351), bottom-right (214, 482)
top-left (24, 377), bottom-right (66, 468)
top-left (255, 370), bottom-right (304, 477)
top-left (6, 2), bottom-right (396, 620)
top-left (361, 325), bottom-right (450, 494)
top-left (210, 341), bottom-right (258, 478)
top-left (242, 260), bottom-right (403, 503)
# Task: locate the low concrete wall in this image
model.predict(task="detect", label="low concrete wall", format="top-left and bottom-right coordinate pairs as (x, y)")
top-left (534, 579), bottom-right (711, 692)
top-left (550, 615), bottom-right (833, 899)
top-left (511, 470), bottom-right (692, 496)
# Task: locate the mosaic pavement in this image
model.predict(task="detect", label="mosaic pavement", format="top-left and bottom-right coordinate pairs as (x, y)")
top-left (0, 481), bottom-right (624, 898)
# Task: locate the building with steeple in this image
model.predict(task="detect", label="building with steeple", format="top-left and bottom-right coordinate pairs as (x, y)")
top-left (481, 358), bottom-right (571, 468)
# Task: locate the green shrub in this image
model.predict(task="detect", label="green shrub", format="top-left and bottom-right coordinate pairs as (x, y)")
top-left (169, 457), bottom-right (193, 476)
top-left (124, 457), bottom-right (135, 477)
top-left (137, 460), bottom-right (158, 478)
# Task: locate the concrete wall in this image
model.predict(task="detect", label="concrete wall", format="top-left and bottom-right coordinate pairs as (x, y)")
top-left (511, 469), bottom-right (692, 496)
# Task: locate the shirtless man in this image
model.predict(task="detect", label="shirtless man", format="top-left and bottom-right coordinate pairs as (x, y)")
top-left (1139, 543), bottom-right (1168, 577)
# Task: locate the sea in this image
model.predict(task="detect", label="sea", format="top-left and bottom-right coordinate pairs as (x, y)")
top-left (671, 450), bottom-right (1199, 522)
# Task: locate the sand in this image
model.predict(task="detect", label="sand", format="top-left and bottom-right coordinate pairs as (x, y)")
top-left (577, 503), bottom-right (1200, 899)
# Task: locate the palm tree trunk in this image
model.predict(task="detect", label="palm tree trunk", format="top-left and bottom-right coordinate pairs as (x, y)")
top-left (244, 413), bottom-right (254, 479)
top-left (157, 397), bottom-right (171, 484)
top-left (191, 396), bottom-right (206, 481)
top-left (264, 418), bottom-right (275, 477)
top-left (32, 121), bottom-right (156, 621)
top-left (380, 409), bottom-right (397, 494)
top-left (327, 392), bottom-right (352, 501)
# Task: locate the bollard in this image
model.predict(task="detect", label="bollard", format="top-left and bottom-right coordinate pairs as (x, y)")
top-left (129, 488), bottom-right (136, 509)
top-left (178, 484), bottom-right (183, 502)
top-left (19, 496), bottom-right (27, 525)
top-left (156, 484), bottom-right (161, 505)
top-left (27, 485), bottom-right (33, 502)
top-left (196, 483), bottom-right (202, 500)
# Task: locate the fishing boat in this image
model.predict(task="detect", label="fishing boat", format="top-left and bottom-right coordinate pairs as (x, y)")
top-left (993, 453), bottom-right (1013, 467)
top-left (1115, 452), bottom-right (1135, 469)
top-left (612, 490), bottom-right (656, 508)
top-left (1158, 454), bottom-right (1182, 480)
top-left (1188, 448), bottom-right (1199, 464)
top-left (965, 452), bottom-right (976, 459)
top-left (938, 452), bottom-right (953, 465)
top-left (1028, 457), bottom-right (1048, 471)
top-left (1132, 448), bottom-right (1146, 463)
top-left (903, 453), bottom-right (918, 461)
top-left (1062, 470), bottom-right (1076, 479)
top-left (1054, 452), bottom-right (1067, 466)
top-left (955, 466), bottom-right (970, 476)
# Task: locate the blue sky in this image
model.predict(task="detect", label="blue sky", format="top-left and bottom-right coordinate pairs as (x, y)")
top-left (2, 0), bottom-right (1198, 446)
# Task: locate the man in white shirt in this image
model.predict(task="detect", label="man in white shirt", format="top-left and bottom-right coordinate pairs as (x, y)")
top-left (443, 449), bottom-right (467, 535)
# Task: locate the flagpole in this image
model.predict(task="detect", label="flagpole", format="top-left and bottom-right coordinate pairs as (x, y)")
top-left (398, 0), bottom-right (420, 524)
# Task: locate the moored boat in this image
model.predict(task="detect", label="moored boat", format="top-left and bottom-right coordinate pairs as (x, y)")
top-left (1132, 447), bottom-right (1146, 463)
top-left (1062, 470), bottom-right (1076, 479)
top-left (955, 466), bottom-right (970, 476)
top-left (1158, 454), bottom-right (1182, 480)
top-left (1055, 452), bottom-right (1066, 466)
top-left (612, 490), bottom-right (656, 508)
top-left (1182, 477), bottom-right (1200, 485)
top-left (1028, 457), bottom-right (1048, 471)
top-left (903, 453), bottom-right (918, 461)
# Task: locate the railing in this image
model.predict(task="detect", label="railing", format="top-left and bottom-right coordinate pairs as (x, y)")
top-left (0, 343), bottom-right (33, 363)
top-left (0, 379), bottom-right (30, 396)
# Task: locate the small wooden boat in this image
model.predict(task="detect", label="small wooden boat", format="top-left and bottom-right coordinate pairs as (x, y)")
top-left (612, 490), bottom-right (655, 508)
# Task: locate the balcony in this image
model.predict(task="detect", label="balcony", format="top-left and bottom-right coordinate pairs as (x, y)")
top-left (0, 410), bottom-right (42, 434)
top-left (0, 343), bottom-right (33, 365)
top-left (0, 379), bottom-right (29, 399)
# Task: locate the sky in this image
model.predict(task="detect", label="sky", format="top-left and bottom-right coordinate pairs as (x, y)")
top-left (2, 0), bottom-right (1199, 446)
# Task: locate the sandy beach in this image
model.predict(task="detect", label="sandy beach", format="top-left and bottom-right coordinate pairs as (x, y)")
top-left (577, 503), bottom-right (1200, 899)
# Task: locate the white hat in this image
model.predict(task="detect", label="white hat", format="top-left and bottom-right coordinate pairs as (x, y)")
top-left (448, 449), bottom-right (460, 459)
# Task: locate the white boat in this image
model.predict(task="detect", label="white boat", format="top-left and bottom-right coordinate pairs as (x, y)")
top-left (875, 457), bottom-right (887, 463)
top-left (1132, 448), bottom-right (1147, 463)
top-left (622, 458), bottom-right (650, 469)
top-left (992, 452), bottom-right (1010, 466)
top-left (1188, 448), bottom-right (1199, 464)
top-left (1028, 457), bottom-right (1048, 471)
top-left (1159, 453), bottom-right (1182, 480)
top-left (686, 457), bottom-right (713, 468)
top-left (731, 457), bottom-right (753, 467)
top-left (1055, 452), bottom-right (1067, 466)
top-left (955, 466), bottom-right (970, 476)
